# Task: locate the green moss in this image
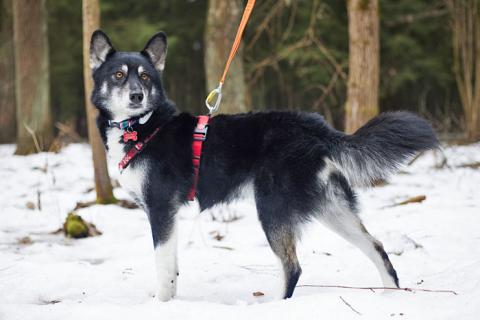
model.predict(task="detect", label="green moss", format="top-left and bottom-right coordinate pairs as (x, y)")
top-left (63, 212), bottom-right (89, 238)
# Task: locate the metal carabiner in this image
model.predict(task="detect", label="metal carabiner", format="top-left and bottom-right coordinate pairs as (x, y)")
top-left (205, 83), bottom-right (223, 114)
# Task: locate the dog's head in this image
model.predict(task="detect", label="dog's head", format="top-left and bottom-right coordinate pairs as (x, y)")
top-left (89, 30), bottom-right (170, 121)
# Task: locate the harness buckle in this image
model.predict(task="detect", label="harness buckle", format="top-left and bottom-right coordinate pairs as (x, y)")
top-left (193, 126), bottom-right (208, 141)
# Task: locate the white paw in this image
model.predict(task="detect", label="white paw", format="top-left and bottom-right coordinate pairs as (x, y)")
top-left (156, 276), bottom-right (177, 302)
top-left (157, 284), bottom-right (175, 302)
top-left (157, 292), bottom-right (172, 302)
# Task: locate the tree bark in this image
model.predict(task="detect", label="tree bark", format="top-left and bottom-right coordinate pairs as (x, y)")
top-left (344, 0), bottom-right (380, 133)
top-left (446, 0), bottom-right (480, 141)
top-left (204, 0), bottom-right (249, 114)
top-left (82, 0), bottom-right (116, 204)
top-left (0, 0), bottom-right (16, 143)
top-left (13, 0), bottom-right (53, 154)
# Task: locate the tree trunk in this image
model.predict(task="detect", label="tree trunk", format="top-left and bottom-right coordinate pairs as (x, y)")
top-left (0, 0), bottom-right (16, 143)
top-left (344, 0), bottom-right (380, 133)
top-left (13, 0), bottom-right (53, 154)
top-left (446, 0), bottom-right (480, 141)
top-left (204, 0), bottom-right (249, 114)
top-left (82, 0), bottom-right (116, 204)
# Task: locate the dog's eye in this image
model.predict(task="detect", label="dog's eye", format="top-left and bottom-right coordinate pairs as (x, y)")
top-left (140, 73), bottom-right (149, 81)
top-left (115, 71), bottom-right (124, 80)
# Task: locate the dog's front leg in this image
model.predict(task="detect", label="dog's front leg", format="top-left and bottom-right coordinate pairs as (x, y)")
top-left (149, 209), bottom-right (178, 302)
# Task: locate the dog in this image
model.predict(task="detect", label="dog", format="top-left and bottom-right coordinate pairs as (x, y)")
top-left (89, 30), bottom-right (438, 301)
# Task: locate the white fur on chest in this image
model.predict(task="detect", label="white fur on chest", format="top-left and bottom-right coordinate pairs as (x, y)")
top-left (106, 127), bottom-right (147, 202)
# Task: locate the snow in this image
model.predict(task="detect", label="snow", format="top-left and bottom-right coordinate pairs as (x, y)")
top-left (0, 142), bottom-right (479, 320)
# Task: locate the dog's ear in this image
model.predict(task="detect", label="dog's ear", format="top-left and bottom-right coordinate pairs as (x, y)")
top-left (142, 32), bottom-right (168, 72)
top-left (90, 30), bottom-right (115, 71)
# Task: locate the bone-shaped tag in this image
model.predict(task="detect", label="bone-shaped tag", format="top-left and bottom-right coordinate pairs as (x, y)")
top-left (123, 130), bottom-right (138, 142)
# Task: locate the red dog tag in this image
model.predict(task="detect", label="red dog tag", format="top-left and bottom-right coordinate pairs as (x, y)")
top-left (123, 130), bottom-right (138, 142)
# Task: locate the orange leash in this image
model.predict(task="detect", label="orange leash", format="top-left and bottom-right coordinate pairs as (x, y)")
top-left (205, 0), bottom-right (256, 114)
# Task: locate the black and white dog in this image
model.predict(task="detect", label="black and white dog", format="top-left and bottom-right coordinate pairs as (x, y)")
top-left (89, 30), bottom-right (438, 301)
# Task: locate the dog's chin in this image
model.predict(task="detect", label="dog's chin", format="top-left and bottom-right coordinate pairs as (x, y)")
top-left (125, 105), bottom-right (150, 118)
top-left (108, 107), bottom-right (150, 122)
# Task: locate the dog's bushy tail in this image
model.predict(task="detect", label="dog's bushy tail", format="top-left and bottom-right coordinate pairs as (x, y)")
top-left (330, 112), bottom-right (439, 187)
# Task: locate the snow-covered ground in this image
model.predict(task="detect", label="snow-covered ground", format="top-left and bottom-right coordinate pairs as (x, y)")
top-left (0, 142), bottom-right (479, 320)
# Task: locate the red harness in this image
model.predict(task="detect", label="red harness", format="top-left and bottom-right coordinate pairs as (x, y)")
top-left (117, 116), bottom-right (210, 201)
top-left (187, 115), bottom-right (210, 201)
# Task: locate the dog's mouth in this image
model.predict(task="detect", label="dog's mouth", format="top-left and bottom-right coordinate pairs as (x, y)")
top-left (128, 102), bottom-right (144, 109)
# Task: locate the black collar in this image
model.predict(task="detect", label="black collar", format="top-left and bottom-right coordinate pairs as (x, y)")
top-left (107, 111), bottom-right (154, 129)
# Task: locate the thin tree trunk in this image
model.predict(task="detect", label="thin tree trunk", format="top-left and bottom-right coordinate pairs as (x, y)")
top-left (82, 0), bottom-right (116, 204)
top-left (344, 0), bottom-right (380, 133)
top-left (204, 0), bottom-right (249, 114)
top-left (0, 0), bottom-right (16, 143)
top-left (13, 0), bottom-right (53, 154)
top-left (446, 0), bottom-right (480, 141)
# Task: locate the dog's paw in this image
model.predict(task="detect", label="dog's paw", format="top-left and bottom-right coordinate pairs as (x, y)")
top-left (156, 287), bottom-right (175, 302)
top-left (156, 277), bottom-right (177, 302)
top-left (157, 290), bottom-right (173, 302)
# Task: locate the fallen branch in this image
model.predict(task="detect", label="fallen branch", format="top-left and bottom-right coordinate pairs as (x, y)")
top-left (339, 296), bottom-right (362, 316)
top-left (73, 199), bottom-right (138, 210)
top-left (116, 199), bottom-right (139, 209)
top-left (212, 245), bottom-right (234, 251)
top-left (73, 200), bottom-right (96, 210)
top-left (457, 161), bottom-right (480, 169)
top-left (297, 284), bottom-right (457, 295)
top-left (386, 195), bottom-right (426, 208)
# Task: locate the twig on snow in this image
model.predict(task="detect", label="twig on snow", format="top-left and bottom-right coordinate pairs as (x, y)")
top-left (384, 195), bottom-right (426, 208)
top-left (212, 245), bottom-right (234, 251)
top-left (297, 284), bottom-right (458, 295)
top-left (339, 296), bottom-right (362, 316)
top-left (457, 161), bottom-right (480, 169)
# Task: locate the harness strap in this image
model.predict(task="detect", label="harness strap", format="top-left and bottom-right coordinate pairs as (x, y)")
top-left (118, 127), bottom-right (161, 173)
top-left (187, 115), bottom-right (210, 201)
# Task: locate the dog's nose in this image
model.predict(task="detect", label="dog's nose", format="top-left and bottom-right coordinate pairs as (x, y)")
top-left (130, 92), bottom-right (144, 103)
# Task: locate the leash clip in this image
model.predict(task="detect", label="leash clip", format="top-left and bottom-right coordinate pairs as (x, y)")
top-left (205, 83), bottom-right (223, 114)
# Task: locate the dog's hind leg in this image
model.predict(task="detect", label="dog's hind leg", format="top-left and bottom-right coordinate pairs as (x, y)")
top-left (265, 224), bottom-right (302, 299)
top-left (257, 210), bottom-right (302, 299)
top-left (320, 208), bottom-right (399, 288)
